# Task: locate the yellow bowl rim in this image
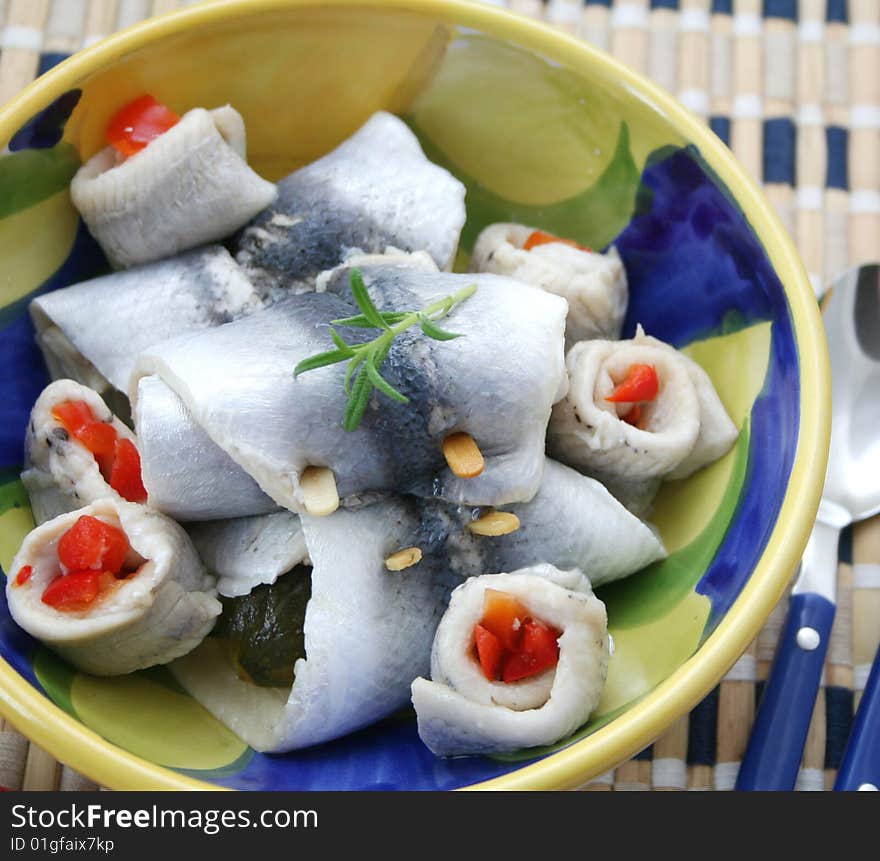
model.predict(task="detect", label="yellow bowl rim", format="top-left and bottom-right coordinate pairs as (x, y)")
top-left (0, 0), bottom-right (830, 792)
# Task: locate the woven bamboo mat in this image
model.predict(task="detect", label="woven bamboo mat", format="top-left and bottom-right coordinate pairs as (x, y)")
top-left (0, 0), bottom-right (878, 792)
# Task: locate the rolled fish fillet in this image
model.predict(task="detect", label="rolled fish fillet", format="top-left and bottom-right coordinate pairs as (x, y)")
top-left (469, 223), bottom-right (628, 348)
top-left (135, 375), bottom-right (277, 521)
top-left (71, 105), bottom-right (277, 268)
top-left (187, 510), bottom-right (306, 598)
top-left (170, 498), bottom-right (454, 752)
top-left (21, 380), bottom-right (139, 525)
top-left (411, 565), bottom-right (609, 756)
top-left (131, 265), bottom-right (568, 512)
top-left (5, 498), bottom-right (220, 675)
top-left (427, 458), bottom-right (666, 589)
top-left (30, 246), bottom-right (262, 399)
top-left (548, 326), bottom-right (738, 514)
top-left (233, 111), bottom-right (466, 299)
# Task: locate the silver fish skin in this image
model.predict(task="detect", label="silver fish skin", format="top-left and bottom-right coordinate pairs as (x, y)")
top-left (22, 379), bottom-right (139, 525)
top-left (419, 458), bottom-right (666, 589)
top-left (131, 266), bottom-right (567, 513)
top-left (170, 497), bottom-right (454, 752)
top-left (233, 111), bottom-right (466, 299)
top-left (6, 498), bottom-right (220, 676)
top-left (71, 106), bottom-right (277, 269)
top-left (135, 375), bottom-right (277, 522)
top-left (30, 246), bottom-right (262, 397)
top-left (186, 511), bottom-right (306, 598)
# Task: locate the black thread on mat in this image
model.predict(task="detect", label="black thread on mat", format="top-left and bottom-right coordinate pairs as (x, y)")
top-left (687, 686), bottom-right (719, 765)
top-left (763, 118), bottom-right (797, 186)
top-left (825, 686), bottom-right (854, 769)
top-left (709, 116), bottom-right (731, 147)
top-left (763, 0), bottom-right (797, 20)
top-left (826, 126), bottom-right (849, 191)
top-left (838, 524), bottom-right (853, 565)
top-left (37, 52), bottom-right (70, 76)
top-left (826, 0), bottom-right (848, 24)
top-left (635, 744), bottom-right (654, 761)
top-left (711, 0), bottom-right (732, 14)
top-left (650, 0), bottom-right (679, 10)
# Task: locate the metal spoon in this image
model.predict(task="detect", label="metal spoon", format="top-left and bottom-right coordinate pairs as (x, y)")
top-left (736, 263), bottom-right (880, 791)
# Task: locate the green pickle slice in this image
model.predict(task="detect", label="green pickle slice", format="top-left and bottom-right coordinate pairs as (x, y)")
top-left (211, 564), bottom-right (311, 688)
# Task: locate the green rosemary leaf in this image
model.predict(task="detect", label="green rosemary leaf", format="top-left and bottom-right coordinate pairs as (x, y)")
top-left (348, 269), bottom-right (389, 331)
top-left (295, 277), bottom-right (478, 430)
top-left (293, 348), bottom-right (351, 377)
top-left (343, 364), bottom-right (373, 431)
top-left (343, 352), bottom-right (367, 395)
top-left (328, 326), bottom-right (354, 354)
top-left (331, 311), bottom-right (409, 328)
top-left (419, 316), bottom-right (462, 341)
top-left (365, 361), bottom-right (409, 403)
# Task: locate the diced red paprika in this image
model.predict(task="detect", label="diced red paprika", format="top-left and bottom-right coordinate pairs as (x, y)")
top-left (51, 400), bottom-right (96, 435)
top-left (605, 364), bottom-right (659, 404)
top-left (473, 592), bottom-right (562, 684)
top-left (109, 438), bottom-right (148, 503)
top-left (14, 565), bottom-right (33, 586)
top-left (50, 400), bottom-right (146, 502)
top-left (41, 570), bottom-right (101, 610)
top-left (57, 515), bottom-right (129, 575)
top-left (473, 624), bottom-right (504, 682)
top-left (480, 589), bottom-right (528, 652)
top-left (621, 404), bottom-right (642, 427)
top-left (501, 619), bottom-right (561, 682)
top-left (106, 95), bottom-right (180, 159)
top-left (522, 230), bottom-right (591, 253)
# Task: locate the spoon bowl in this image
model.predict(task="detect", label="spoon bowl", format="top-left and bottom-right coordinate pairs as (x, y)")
top-left (822, 264), bottom-right (880, 521)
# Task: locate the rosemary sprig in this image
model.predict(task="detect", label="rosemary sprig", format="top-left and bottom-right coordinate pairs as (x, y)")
top-left (293, 268), bottom-right (478, 431)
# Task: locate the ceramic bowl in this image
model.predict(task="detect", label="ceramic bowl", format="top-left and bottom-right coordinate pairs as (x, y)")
top-left (0, 0), bottom-right (828, 790)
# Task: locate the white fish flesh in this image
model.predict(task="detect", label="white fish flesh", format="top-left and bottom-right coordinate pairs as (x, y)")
top-left (170, 498), bottom-right (453, 751)
top-left (131, 266), bottom-right (568, 512)
top-left (30, 246), bottom-right (262, 398)
top-left (548, 326), bottom-right (738, 514)
top-left (233, 112), bottom-right (466, 298)
top-left (469, 223), bottom-right (628, 348)
top-left (423, 458), bottom-right (666, 589)
top-left (187, 511), bottom-right (306, 598)
top-left (71, 106), bottom-right (277, 268)
top-left (135, 375), bottom-right (277, 521)
top-left (6, 498), bottom-right (220, 675)
top-left (21, 379), bottom-right (139, 525)
top-left (411, 564), bottom-right (610, 756)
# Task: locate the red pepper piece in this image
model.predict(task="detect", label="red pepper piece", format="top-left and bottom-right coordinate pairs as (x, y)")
top-left (106, 95), bottom-right (180, 159)
top-left (622, 404), bottom-right (642, 427)
top-left (51, 399), bottom-right (120, 477)
top-left (14, 565), bottom-right (33, 586)
top-left (41, 570), bottom-right (101, 610)
top-left (605, 364), bottom-right (659, 404)
top-left (473, 623), bottom-right (504, 682)
top-left (76, 422), bottom-right (118, 478)
top-left (522, 230), bottom-right (591, 252)
top-left (109, 438), bottom-right (148, 503)
top-left (501, 619), bottom-right (561, 682)
top-left (57, 515), bottom-right (129, 575)
top-left (480, 589), bottom-right (529, 652)
top-left (51, 400), bottom-right (96, 435)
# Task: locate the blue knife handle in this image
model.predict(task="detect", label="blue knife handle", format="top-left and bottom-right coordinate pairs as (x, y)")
top-left (735, 592), bottom-right (836, 791)
top-left (834, 645), bottom-right (880, 791)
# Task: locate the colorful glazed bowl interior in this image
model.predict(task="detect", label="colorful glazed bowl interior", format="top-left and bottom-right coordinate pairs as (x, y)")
top-left (0, 0), bottom-right (826, 790)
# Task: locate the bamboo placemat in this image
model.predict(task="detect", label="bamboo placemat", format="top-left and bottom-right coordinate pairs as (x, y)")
top-left (0, 0), bottom-right (878, 792)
